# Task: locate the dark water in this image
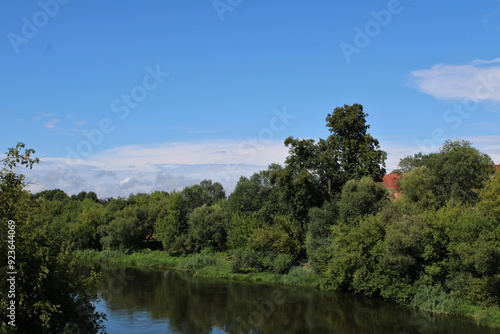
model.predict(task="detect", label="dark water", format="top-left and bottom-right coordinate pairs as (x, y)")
top-left (86, 264), bottom-right (500, 334)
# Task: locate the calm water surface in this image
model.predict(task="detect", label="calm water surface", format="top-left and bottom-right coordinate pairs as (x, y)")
top-left (86, 264), bottom-right (500, 334)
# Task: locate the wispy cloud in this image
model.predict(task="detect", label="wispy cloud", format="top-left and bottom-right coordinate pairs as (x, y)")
top-left (75, 121), bottom-right (86, 126)
top-left (410, 58), bottom-right (500, 102)
top-left (476, 121), bottom-right (500, 131)
top-left (120, 177), bottom-right (131, 185)
top-left (471, 57), bottom-right (500, 65)
top-left (44, 119), bottom-right (59, 129)
top-left (34, 113), bottom-right (55, 121)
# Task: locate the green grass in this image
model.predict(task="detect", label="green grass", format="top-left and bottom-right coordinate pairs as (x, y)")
top-left (76, 249), bottom-right (182, 269)
top-left (75, 249), bottom-right (327, 289)
top-left (409, 285), bottom-right (500, 328)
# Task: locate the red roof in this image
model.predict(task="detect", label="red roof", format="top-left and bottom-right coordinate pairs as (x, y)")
top-left (381, 173), bottom-right (402, 191)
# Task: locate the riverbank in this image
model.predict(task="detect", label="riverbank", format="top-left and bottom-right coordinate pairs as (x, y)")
top-left (76, 249), bottom-right (326, 289)
top-left (77, 249), bottom-right (500, 329)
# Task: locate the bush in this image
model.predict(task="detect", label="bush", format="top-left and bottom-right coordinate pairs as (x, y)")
top-left (272, 253), bottom-right (294, 274)
top-left (338, 177), bottom-right (388, 222)
top-left (410, 285), bottom-right (464, 314)
top-left (98, 249), bottom-right (126, 261)
top-left (176, 254), bottom-right (220, 271)
top-left (283, 265), bottom-right (325, 287)
top-left (247, 215), bottom-right (302, 258)
top-left (227, 213), bottom-right (260, 250)
top-left (306, 202), bottom-right (337, 272)
top-left (230, 249), bottom-right (260, 273)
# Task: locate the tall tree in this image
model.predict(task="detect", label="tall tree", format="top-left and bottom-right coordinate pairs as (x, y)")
top-left (282, 103), bottom-right (387, 197)
top-left (324, 103), bottom-right (386, 186)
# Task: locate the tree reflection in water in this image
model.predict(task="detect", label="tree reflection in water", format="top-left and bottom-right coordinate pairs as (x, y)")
top-left (86, 264), bottom-right (497, 334)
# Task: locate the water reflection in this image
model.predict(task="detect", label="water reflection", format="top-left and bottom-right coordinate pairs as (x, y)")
top-left (84, 264), bottom-right (498, 334)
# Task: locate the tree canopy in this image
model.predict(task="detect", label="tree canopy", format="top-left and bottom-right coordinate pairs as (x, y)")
top-left (398, 139), bottom-right (493, 207)
top-left (282, 103), bottom-right (387, 197)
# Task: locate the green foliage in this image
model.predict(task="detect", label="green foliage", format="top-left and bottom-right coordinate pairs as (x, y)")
top-left (323, 196), bottom-right (500, 310)
top-left (227, 213), bottom-right (260, 250)
top-left (70, 199), bottom-right (104, 250)
top-left (325, 215), bottom-right (387, 296)
top-left (398, 139), bottom-right (493, 208)
top-left (398, 166), bottom-right (439, 209)
top-left (182, 179), bottom-right (226, 213)
top-left (393, 152), bottom-right (430, 174)
top-left (277, 103), bottom-right (387, 218)
top-left (154, 190), bottom-right (189, 254)
top-left (99, 204), bottom-right (155, 250)
top-left (230, 249), bottom-right (260, 273)
top-left (153, 180), bottom-right (227, 254)
top-left (338, 177), bottom-right (389, 222)
top-left (269, 163), bottom-right (326, 222)
top-left (176, 253), bottom-right (221, 271)
top-left (0, 143), bottom-right (104, 333)
top-left (33, 188), bottom-right (70, 201)
top-left (383, 214), bottom-right (424, 276)
top-left (324, 103), bottom-right (387, 185)
top-left (305, 200), bottom-right (337, 271)
top-left (478, 169), bottom-right (500, 222)
top-left (410, 285), bottom-right (465, 314)
top-left (270, 253), bottom-right (295, 274)
top-left (248, 215), bottom-right (302, 258)
top-left (428, 139), bottom-right (493, 205)
top-left (187, 204), bottom-right (227, 252)
top-left (283, 265), bottom-right (324, 287)
top-left (226, 170), bottom-right (273, 219)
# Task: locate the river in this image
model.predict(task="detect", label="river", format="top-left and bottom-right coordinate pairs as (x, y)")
top-left (85, 264), bottom-right (500, 333)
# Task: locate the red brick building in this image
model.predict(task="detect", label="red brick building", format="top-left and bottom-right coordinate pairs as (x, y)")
top-left (381, 172), bottom-right (402, 191)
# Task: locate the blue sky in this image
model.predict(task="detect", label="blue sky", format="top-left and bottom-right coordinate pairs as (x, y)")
top-left (1, 0), bottom-right (500, 198)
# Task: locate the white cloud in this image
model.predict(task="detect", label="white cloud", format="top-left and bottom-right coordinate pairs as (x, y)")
top-left (471, 57), bottom-right (500, 65)
top-left (410, 58), bottom-right (500, 102)
top-left (120, 177), bottom-right (131, 185)
top-left (23, 139), bottom-right (290, 198)
top-left (44, 119), bottom-right (59, 129)
top-left (34, 113), bottom-right (55, 121)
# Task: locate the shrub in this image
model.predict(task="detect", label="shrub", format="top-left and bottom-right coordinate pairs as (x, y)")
top-left (410, 285), bottom-right (464, 314)
top-left (272, 253), bottom-right (294, 274)
top-left (176, 254), bottom-right (220, 271)
top-left (230, 249), bottom-right (260, 273)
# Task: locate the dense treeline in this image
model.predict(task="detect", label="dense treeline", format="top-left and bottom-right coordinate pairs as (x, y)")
top-left (2, 104), bottom-right (500, 331)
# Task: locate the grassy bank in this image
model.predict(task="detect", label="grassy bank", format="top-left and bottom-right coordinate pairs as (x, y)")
top-left (76, 249), bottom-right (326, 288)
top-left (409, 285), bottom-right (500, 328)
top-left (76, 249), bottom-right (500, 329)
